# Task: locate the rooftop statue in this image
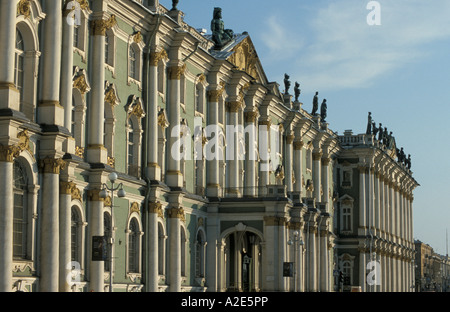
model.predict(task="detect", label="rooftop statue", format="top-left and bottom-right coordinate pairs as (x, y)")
top-left (294, 82), bottom-right (301, 102)
top-left (320, 99), bottom-right (327, 122)
top-left (211, 8), bottom-right (234, 49)
top-left (284, 74), bottom-right (291, 95)
top-left (311, 92), bottom-right (319, 116)
top-left (378, 123), bottom-right (383, 142)
top-left (372, 122), bottom-right (379, 137)
top-left (366, 112), bottom-right (372, 135)
top-left (406, 154), bottom-right (412, 170)
top-left (171, 0), bottom-right (179, 10)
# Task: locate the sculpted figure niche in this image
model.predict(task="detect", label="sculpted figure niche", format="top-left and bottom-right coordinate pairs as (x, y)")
top-left (211, 7), bottom-right (234, 49)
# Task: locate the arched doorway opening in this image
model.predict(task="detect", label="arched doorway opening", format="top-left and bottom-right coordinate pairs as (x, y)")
top-left (222, 224), bottom-right (263, 292)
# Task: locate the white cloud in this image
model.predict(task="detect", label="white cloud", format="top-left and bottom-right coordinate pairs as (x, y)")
top-left (267, 0), bottom-right (450, 91)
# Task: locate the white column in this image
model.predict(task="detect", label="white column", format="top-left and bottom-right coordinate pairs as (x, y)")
top-left (312, 152), bottom-right (322, 204)
top-left (359, 166), bottom-right (366, 231)
top-left (88, 190), bottom-right (105, 292)
top-left (147, 202), bottom-right (160, 292)
top-left (146, 50), bottom-right (163, 180)
top-left (227, 101), bottom-right (240, 197)
top-left (61, 6), bottom-right (75, 132)
top-left (87, 14), bottom-right (111, 164)
top-left (39, 158), bottom-right (64, 292)
top-left (244, 111), bottom-right (258, 197)
top-left (258, 120), bottom-right (270, 196)
top-left (320, 227), bottom-right (329, 291)
top-left (39, 0), bottom-right (64, 126)
top-left (168, 208), bottom-right (182, 292)
top-left (285, 134), bottom-right (294, 194)
top-left (59, 182), bottom-right (73, 292)
top-left (206, 211), bottom-right (219, 291)
top-left (166, 63), bottom-right (184, 188)
top-left (309, 221), bottom-right (317, 291)
top-left (293, 140), bottom-right (304, 202)
top-left (206, 88), bottom-right (221, 197)
top-left (0, 0), bottom-right (20, 110)
top-left (359, 249), bottom-right (366, 292)
top-left (0, 154), bottom-right (14, 292)
top-left (321, 158), bottom-right (330, 211)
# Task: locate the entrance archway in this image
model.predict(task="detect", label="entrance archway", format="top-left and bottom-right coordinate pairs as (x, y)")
top-left (221, 223), bottom-right (263, 292)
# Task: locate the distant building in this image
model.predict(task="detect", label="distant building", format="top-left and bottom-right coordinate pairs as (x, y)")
top-left (0, 0), bottom-right (418, 292)
top-left (415, 240), bottom-right (450, 292)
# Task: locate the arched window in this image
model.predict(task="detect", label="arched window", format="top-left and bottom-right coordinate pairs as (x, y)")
top-left (129, 46), bottom-right (137, 80)
top-left (128, 218), bottom-right (140, 273)
top-left (13, 160), bottom-right (28, 259)
top-left (14, 29), bottom-right (25, 103)
top-left (158, 222), bottom-right (165, 275)
top-left (181, 227), bottom-right (187, 277)
top-left (104, 212), bottom-right (112, 272)
top-left (195, 230), bottom-right (206, 278)
top-left (127, 118), bottom-right (136, 175)
top-left (71, 206), bottom-right (81, 262)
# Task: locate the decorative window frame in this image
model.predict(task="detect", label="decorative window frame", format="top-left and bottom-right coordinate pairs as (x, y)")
top-left (12, 152), bottom-right (40, 273)
top-left (72, 5), bottom-right (90, 62)
top-left (125, 212), bottom-right (143, 278)
top-left (339, 253), bottom-right (356, 287)
top-left (157, 220), bottom-right (167, 278)
top-left (104, 82), bottom-right (120, 167)
top-left (16, 10), bottom-right (43, 121)
top-left (105, 28), bottom-right (117, 77)
top-left (195, 227), bottom-right (207, 281)
top-left (70, 202), bottom-right (87, 273)
top-left (126, 95), bottom-right (146, 178)
top-left (195, 74), bottom-right (208, 119)
top-left (339, 194), bottom-right (354, 234)
top-left (127, 32), bottom-right (145, 89)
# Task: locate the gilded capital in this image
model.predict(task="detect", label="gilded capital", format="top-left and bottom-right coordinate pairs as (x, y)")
top-left (149, 201), bottom-right (164, 219)
top-left (168, 207), bottom-right (185, 221)
top-left (312, 152), bottom-right (323, 161)
top-left (244, 111), bottom-right (258, 123)
top-left (286, 134), bottom-right (295, 144)
top-left (60, 181), bottom-right (76, 195)
top-left (87, 189), bottom-right (104, 202)
top-left (293, 141), bottom-right (304, 150)
top-left (227, 101), bottom-right (242, 113)
top-left (168, 63), bottom-right (186, 80)
top-left (149, 49), bottom-right (168, 66)
top-left (40, 157), bottom-right (66, 174)
top-left (0, 145), bottom-right (21, 162)
top-left (91, 15), bottom-right (117, 36)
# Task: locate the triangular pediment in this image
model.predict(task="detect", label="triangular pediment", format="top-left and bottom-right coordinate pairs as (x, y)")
top-left (226, 35), bottom-right (267, 84)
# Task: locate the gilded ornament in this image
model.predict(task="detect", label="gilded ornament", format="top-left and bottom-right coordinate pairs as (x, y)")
top-left (91, 15), bottom-right (117, 36)
top-left (149, 49), bottom-right (168, 66)
top-left (17, 0), bottom-right (31, 18)
top-left (40, 157), bottom-right (66, 174)
top-left (130, 202), bottom-right (140, 214)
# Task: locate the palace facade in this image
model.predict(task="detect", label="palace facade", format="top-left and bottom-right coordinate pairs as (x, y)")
top-left (0, 0), bottom-right (418, 292)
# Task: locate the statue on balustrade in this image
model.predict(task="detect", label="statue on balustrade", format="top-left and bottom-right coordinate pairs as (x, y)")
top-left (366, 112), bottom-right (372, 134)
top-left (406, 154), bottom-right (412, 170)
top-left (211, 7), bottom-right (234, 49)
top-left (312, 92), bottom-right (319, 116)
top-left (294, 82), bottom-right (301, 102)
top-left (320, 99), bottom-right (327, 122)
top-left (372, 122), bottom-right (379, 137)
top-left (284, 74), bottom-right (291, 95)
top-left (378, 123), bottom-right (383, 142)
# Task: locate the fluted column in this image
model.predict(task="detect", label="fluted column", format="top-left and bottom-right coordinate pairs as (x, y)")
top-left (321, 157), bottom-right (330, 212)
top-left (358, 166), bottom-right (367, 232)
top-left (359, 247), bottom-right (366, 292)
top-left (293, 140), bottom-right (304, 203)
top-left (244, 111), bottom-right (258, 197)
top-left (168, 207), bottom-right (183, 292)
top-left (59, 181), bottom-right (75, 292)
top-left (319, 227), bottom-right (329, 291)
top-left (226, 101), bottom-right (241, 197)
top-left (258, 120), bottom-right (271, 196)
top-left (312, 151), bottom-right (322, 204)
top-left (0, 0), bottom-right (20, 110)
top-left (39, 0), bottom-right (64, 126)
top-left (62, 4), bottom-right (75, 132)
top-left (39, 157), bottom-right (66, 292)
top-left (146, 201), bottom-right (162, 291)
top-left (285, 134), bottom-right (294, 194)
top-left (166, 63), bottom-right (185, 187)
top-left (146, 49), bottom-right (166, 180)
top-left (0, 147), bottom-right (16, 292)
top-left (87, 13), bottom-right (115, 164)
top-left (88, 189), bottom-right (105, 292)
top-left (308, 220), bottom-right (317, 291)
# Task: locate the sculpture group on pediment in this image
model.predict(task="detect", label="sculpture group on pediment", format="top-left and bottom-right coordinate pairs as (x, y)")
top-left (211, 7), bottom-right (234, 50)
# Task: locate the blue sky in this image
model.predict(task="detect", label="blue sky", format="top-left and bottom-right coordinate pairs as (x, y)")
top-left (162, 0), bottom-right (450, 255)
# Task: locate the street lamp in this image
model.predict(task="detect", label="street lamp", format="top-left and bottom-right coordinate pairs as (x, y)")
top-left (99, 172), bottom-right (126, 292)
top-left (288, 230), bottom-right (304, 292)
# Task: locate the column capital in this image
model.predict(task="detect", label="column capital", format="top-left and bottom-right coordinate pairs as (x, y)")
top-left (321, 157), bottom-right (331, 166)
top-left (40, 157), bottom-right (66, 174)
top-left (167, 63), bottom-right (187, 80)
top-left (293, 140), bottom-right (304, 150)
top-left (90, 14), bottom-right (117, 36)
top-left (0, 145), bottom-right (21, 162)
top-left (226, 100), bottom-right (242, 113)
top-left (264, 216), bottom-right (287, 226)
top-left (207, 82), bottom-right (226, 102)
top-left (148, 201), bottom-right (164, 219)
top-left (149, 49), bottom-right (168, 66)
top-left (59, 181), bottom-right (76, 195)
top-left (244, 110), bottom-right (258, 123)
top-left (312, 152), bottom-right (323, 161)
top-left (286, 134), bottom-right (295, 145)
top-left (258, 119), bottom-right (271, 130)
top-left (90, 15), bottom-right (117, 36)
top-left (168, 207), bottom-right (185, 221)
